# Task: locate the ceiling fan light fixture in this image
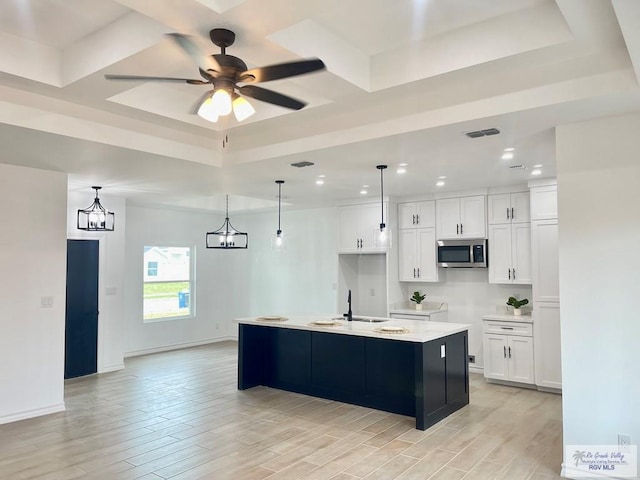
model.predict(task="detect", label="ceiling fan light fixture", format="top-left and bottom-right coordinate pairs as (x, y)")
top-left (197, 94), bottom-right (219, 122)
top-left (232, 95), bottom-right (255, 122)
top-left (212, 88), bottom-right (232, 116)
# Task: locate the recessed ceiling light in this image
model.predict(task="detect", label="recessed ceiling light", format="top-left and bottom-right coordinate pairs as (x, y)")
top-left (360, 190), bottom-right (368, 195)
top-left (531, 169), bottom-right (542, 176)
top-left (399, 163), bottom-right (408, 166)
top-left (533, 164), bottom-right (543, 168)
top-left (501, 152), bottom-right (514, 160)
top-left (436, 180), bottom-right (445, 187)
top-left (396, 167), bottom-right (407, 174)
top-left (318, 174), bottom-right (326, 178)
top-left (504, 147), bottom-right (515, 152)
top-left (362, 184), bottom-right (369, 188)
top-left (315, 179), bottom-right (324, 185)
top-left (438, 175), bottom-right (447, 179)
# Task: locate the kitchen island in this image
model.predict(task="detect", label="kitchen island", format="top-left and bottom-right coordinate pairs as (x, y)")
top-left (236, 315), bottom-right (470, 430)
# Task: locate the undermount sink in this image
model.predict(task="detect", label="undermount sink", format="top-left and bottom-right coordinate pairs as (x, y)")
top-left (351, 317), bottom-right (387, 323)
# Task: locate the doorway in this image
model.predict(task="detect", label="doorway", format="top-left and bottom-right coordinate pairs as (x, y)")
top-left (65, 239), bottom-right (99, 379)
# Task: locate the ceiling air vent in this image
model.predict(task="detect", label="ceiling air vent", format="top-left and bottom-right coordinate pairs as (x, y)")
top-left (509, 164), bottom-right (525, 170)
top-left (290, 161), bottom-right (315, 168)
top-left (465, 128), bottom-right (501, 138)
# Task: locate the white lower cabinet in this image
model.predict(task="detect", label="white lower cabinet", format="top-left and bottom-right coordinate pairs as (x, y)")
top-left (398, 228), bottom-right (438, 282)
top-left (533, 303), bottom-right (562, 390)
top-left (482, 320), bottom-right (534, 385)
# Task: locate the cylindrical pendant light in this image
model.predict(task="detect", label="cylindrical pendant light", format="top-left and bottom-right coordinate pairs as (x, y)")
top-left (272, 180), bottom-right (285, 251)
top-left (376, 165), bottom-right (387, 239)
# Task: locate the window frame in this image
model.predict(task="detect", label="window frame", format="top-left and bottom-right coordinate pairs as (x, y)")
top-left (142, 245), bottom-right (195, 322)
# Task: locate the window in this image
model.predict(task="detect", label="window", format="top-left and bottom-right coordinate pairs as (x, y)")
top-left (143, 246), bottom-right (194, 321)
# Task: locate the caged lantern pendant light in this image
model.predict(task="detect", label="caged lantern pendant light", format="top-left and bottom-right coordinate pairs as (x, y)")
top-left (77, 186), bottom-right (115, 231)
top-left (272, 180), bottom-right (285, 251)
top-left (206, 195), bottom-right (248, 249)
top-left (376, 165), bottom-right (388, 242)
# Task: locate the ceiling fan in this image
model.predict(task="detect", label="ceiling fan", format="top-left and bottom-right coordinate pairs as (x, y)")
top-left (105, 28), bottom-right (326, 123)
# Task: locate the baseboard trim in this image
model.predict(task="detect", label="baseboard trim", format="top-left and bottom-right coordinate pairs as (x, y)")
top-left (469, 365), bottom-right (484, 374)
top-left (124, 336), bottom-right (236, 358)
top-left (99, 363), bottom-right (125, 374)
top-left (0, 402), bottom-right (66, 426)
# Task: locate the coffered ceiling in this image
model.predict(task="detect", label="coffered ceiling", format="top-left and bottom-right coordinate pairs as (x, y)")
top-left (0, 0), bottom-right (639, 211)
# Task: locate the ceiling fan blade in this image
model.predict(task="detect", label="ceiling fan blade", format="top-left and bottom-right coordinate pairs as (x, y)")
top-left (105, 74), bottom-right (207, 85)
top-left (167, 33), bottom-right (221, 73)
top-left (239, 85), bottom-right (306, 110)
top-left (239, 59), bottom-right (325, 83)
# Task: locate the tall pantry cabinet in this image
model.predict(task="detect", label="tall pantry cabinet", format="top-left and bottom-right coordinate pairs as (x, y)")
top-left (530, 182), bottom-right (562, 390)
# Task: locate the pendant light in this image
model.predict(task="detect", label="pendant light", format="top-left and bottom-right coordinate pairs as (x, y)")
top-left (77, 186), bottom-right (114, 231)
top-left (376, 165), bottom-right (388, 242)
top-left (206, 195), bottom-right (248, 249)
top-left (272, 180), bottom-right (285, 251)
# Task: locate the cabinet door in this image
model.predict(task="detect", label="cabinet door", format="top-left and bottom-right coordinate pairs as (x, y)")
top-left (416, 228), bottom-right (438, 282)
top-left (459, 196), bottom-right (486, 238)
top-left (360, 203), bottom-right (388, 251)
top-left (338, 206), bottom-right (361, 252)
top-left (511, 223), bottom-right (532, 284)
top-left (507, 336), bottom-right (534, 384)
top-left (436, 198), bottom-right (461, 239)
top-left (533, 303), bottom-right (562, 389)
top-left (482, 334), bottom-right (508, 380)
top-left (531, 220), bottom-right (559, 302)
top-left (398, 203), bottom-right (417, 229)
top-left (416, 201), bottom-right (436, 228)
top-left (487, 194), bottom-right (511, 225)
top-left (488, 224), bottom-right (512, 284)
top-left (398, 229), bottom-right (418, 281)
top-left (510, 192), bottom-right (530, 223)
top-left (530, 185), bottom-right (557, 221)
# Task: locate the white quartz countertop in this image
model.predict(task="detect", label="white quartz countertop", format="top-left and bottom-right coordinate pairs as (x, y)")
top-left (482, 313), bottom-right (533, 324)
top-left (389, 308), bottom-right (445, 316)
top-left (235, 315), bottom-right (470, 343)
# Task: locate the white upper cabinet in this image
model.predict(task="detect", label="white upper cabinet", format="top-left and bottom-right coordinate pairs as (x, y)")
top-left (530, 185), bottom-right (558, 221)
top-left (398, 228), bottom-right (438, 282)
top-left (488, 223), bottom-right (531, 284)
top-left (338, 203), bottom-right (389, 253)
top-left (436, 195), bottom-right (486, 239)
top-left (488, 192), bottom-right (530, 224)
top-left (398, 201), bottom-right (435, 229)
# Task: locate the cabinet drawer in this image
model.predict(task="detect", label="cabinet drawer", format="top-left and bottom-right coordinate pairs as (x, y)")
top-left (483, 321), bottom-right (532, 336)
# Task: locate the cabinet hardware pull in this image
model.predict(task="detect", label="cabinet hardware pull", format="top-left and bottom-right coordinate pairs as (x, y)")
top-left (413, 268), bottom-right (416, 278)
top-left (456, 224), bottom-right (459, 235)
top-left (417, 268), bottom-right (420, 277)
top-left (503, 346), bottom-right (507, 358)
top-left (508, 346), bottom-right (512, 358)
top-left (500, 326), bottom-right (514, 330)
top-left (416, 214), bottom-right (419, 224)
top-left (513, 269), bottom-right (516, 280)
top-left (412, 214), bottom-right (416, 225)
top-left (460, 224), bottom-right (463, 235)
top-left (507, 208), bottom-right (510, 219)
top-left (508, 268), bottom-right (511, 279)
top-left (511, 207), bottom-right (514, 219)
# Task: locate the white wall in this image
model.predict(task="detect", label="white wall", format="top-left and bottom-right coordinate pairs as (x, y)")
top-left (67, 191), bottom-right (126, 373)
top-left (400, 270), bottom-right (532, 368)
top-left (0, 164), bottom-right (67, 424)
top-left (557, 113), bottom-right (640, 475)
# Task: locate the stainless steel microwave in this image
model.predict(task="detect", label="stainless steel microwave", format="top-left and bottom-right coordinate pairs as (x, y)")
top-left (437, 239), bottom-right (488, 268)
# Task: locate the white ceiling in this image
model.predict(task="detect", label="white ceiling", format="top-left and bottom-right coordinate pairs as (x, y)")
top-left (1, 0), bottom-right (639, 212)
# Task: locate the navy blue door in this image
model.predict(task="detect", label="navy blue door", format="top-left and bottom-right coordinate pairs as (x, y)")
top-left (65, 239), bottom-right (99, 379)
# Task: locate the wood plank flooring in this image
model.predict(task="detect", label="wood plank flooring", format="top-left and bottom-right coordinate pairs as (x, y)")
top-left (0, 342), bottom-right (563, 479)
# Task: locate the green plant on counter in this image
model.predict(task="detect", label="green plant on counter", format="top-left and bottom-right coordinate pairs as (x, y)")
top-left (506, 296), bottom-right (529, 309)
top-left (410, 291), bottom-right (426, 304)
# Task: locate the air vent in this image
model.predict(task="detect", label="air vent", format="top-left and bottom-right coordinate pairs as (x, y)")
top-left (509, 164), bottom-right (525, 169)
top-left (465, 128), bottom-right (501, 138)
top-left (291, 161), bottom-right (315, 168)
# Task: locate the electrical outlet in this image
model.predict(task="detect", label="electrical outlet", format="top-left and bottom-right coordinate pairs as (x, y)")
top-left (468, 355), bottom-right (476, 364)
top-left (618, 434), bottom-right (631, 451)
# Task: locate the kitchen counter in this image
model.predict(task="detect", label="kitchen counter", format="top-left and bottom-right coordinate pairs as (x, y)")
top-left (482, 313), bottom-right (533, 324)
top-left (236, 314), bottom-right (470, 430)
top-left (235, 315), bottom-right (469, 343)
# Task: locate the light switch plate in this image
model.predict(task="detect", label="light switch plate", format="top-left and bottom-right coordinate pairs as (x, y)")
top-left (41, 296), bottom-right (54, 308)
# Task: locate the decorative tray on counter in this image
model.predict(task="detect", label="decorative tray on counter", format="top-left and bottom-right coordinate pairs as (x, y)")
top-left (308, 319), bottom-right (343, 327)
top-left (256, 316), bottom-right (288, 322)
top-left (374, 326), bottom-right (411, 334)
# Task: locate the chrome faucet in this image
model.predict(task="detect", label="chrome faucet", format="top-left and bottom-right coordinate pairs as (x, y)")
top-left (344, 289), bottom-right (353, 322)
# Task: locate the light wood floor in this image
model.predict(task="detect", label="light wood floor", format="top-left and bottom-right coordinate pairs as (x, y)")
top-left (0, 342), bottom-right (563, 480)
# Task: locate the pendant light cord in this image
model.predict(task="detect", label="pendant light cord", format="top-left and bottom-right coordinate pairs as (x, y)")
top-left (275, 180), bottom-right (284, 235)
